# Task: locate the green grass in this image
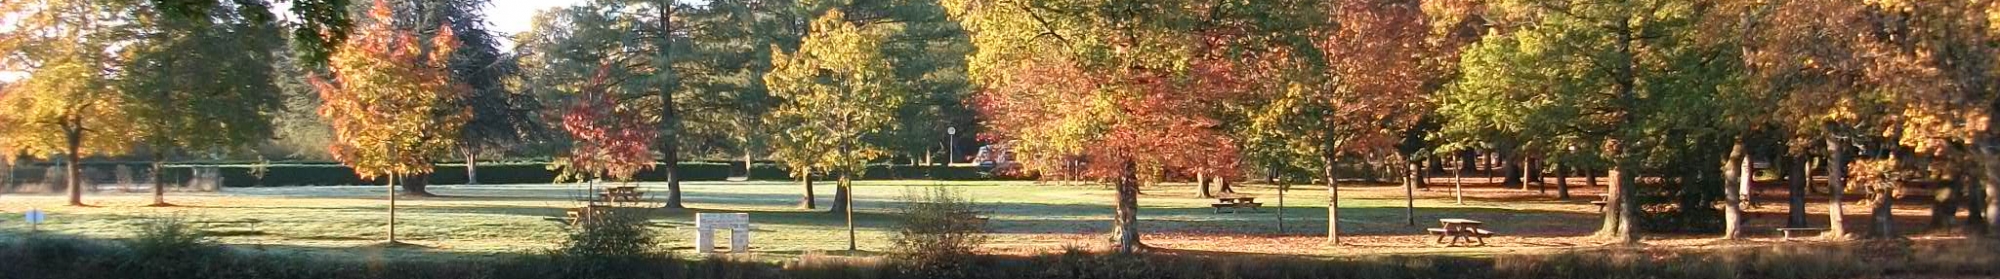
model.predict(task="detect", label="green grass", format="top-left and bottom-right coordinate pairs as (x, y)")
top-left (0, 180), bottom-right (1609, 260)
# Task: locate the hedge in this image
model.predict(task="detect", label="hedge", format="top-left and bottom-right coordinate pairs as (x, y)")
top-left (1, 161), bottom-right (1024, 188)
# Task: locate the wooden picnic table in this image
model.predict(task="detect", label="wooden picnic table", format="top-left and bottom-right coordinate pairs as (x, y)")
top-left (600, 186), bottom-right (644, 203)
top-left (1427, 218), bottom-right (1495, 246)
top-left (1211, 197), bottom-right (1263, 213)
top-left (567, 205), bottom-right (613, 226)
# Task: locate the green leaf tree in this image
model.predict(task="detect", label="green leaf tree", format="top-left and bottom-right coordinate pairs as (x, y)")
top-left (121, 0), bottom-right (287, 206)
top-left (764, 9), bottom-right (906, 251)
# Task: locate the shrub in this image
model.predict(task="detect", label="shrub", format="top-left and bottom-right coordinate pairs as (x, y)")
top-left (888, 187), bottom-right (988, 278)
top-left (125, 216), bottom-right (215, 259)
top-left (503, 213), bottom-right (680, 279)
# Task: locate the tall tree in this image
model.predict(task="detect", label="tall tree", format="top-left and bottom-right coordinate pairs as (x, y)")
top-left (393, 0), bottom-right (546, 187)
top-left (764, 9), bottom-right (906, 251)
top-left (312, 0), bottom-right (469, 243)
top-left (0, 0), bottom-right (145, 207)
top-left (516, 0), bottom-right (693, 207)
top-left (946, 0), bottom-right (1241, 253)
top-left (1443, 0), bottom-right (1734, 244)
top-left (122, 0), bottom-right (287, 206)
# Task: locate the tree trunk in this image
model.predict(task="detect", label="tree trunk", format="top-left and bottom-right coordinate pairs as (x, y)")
top-left (463, 146), bottom-right (479, 185)
top-left (1220, 177), bottom-right (1237, 193)
top-left (1556, 162), bottom-right (1571, 200)
top-left (65, 127), bottom-right (83, 207)
top-left (1501, 149), bottom-right (1522, 186)
top-left (1456, 161), bottom-right (1472, 205)
top-left (1429, 156), bottom-right (1447, 174)
top-left (1788, 155), bottom-right (1810, 228)
top-left (1984, 145), bottom-right (2000, 236)
top-left (398, 173), bottom-right (435, 197)
top-left (1323, 151), bottom-right (1341, 244)
top-left (801, 175), bottom-right (816, 209)
top-left (1932, 174), bottom-right (1963, 231)
top-left (1869, 172), bottom-right (1896, 239)
top-left (1966, 174), bottom-right (1987, 235)
top-left (1598, 141), bottom-right (1638, 244)
top-left (657, 0), bottom-right (685, 210)
top-left (1113, 160), bottom-right (1142, 253)
top-left (1405, 161), bottom-right (1418, 226)
top-left (1586, 167), bottom-right (1599, 188)
top-left (1723, 138), bottom-right (1746, 240)
top-left (149, 151), bottom-right (171, 207)
top-left (1512, 155), bottom-right (1528, 190)
top-left (843, 172), bottom-right (856, 251)
top-left (1196, 171), bottom-right (1213, 198)
top-left (829, 176), bottom-right (850, 213)
top-left (1826, 135), bottom-right (1849, 239)
top-left (1277, 183), bottom-right (1286, 233)
top-left (388, 174), bottom-right (399, 244)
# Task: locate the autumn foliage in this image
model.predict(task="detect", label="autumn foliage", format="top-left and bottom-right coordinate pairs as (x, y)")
top-left (311, 0), bottom-right (471, 180)
top-left (556, 63), bottom-right (659, 182)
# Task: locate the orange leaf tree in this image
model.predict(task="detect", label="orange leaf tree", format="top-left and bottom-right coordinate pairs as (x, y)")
top-left (947, 0), bottom-right (1244, 253)
top-left (311, 0), bottom-right (470, 192)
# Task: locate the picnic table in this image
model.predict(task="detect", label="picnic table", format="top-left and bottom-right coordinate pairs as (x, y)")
top-left (1425, 218), bottom-right (1495, 246)
top-left (600, 186), bottom-right (644, 204)
top-left (566, 205), bottom-right (613, 226)
top-left (1210, 197), bottom-right (1263, 213)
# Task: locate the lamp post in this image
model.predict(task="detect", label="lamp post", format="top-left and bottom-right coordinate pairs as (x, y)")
top-left (947, 127), bottom-right (957, 164)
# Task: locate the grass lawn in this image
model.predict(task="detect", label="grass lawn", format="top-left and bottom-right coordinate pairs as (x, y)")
top-left (0, 178), bottom-right (1970, 261)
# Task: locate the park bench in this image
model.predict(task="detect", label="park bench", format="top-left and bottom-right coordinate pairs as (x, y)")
top-left (1211, 197), bottom-right (1263, 213)
top-left (1775, 227), bottom-right (1828, 240)
top-left (1426, 218), bottom-right (1495, 246)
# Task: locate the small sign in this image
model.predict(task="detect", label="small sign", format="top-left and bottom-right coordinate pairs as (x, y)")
top-left (947, 127), bottom-right (957, 135)
top-left (24, 209), bottom-right (44, 224)
top-left (25, 209), bottom-right (45, 232)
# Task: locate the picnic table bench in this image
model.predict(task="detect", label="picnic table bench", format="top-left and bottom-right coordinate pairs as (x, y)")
top-left (1425, 218), bottom-right (1495, 246)
top-left (1211, 197), bottom-right (1263, 213)
top-left (1775, 227), bottom-right (1828, 240)
top-left (566, 205), bottom-right (613, 226)
top-left (600, 186), bottom-right (644, 203)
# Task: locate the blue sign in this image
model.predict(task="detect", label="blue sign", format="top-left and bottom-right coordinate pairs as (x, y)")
top-left (24, 209), bottom-right (44, 224)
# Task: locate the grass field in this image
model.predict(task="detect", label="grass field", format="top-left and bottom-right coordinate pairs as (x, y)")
top-left (0, 178), bottom-right (1971, 261)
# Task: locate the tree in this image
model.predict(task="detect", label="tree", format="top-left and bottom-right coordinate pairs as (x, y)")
top-left (765, 9), bottom-right (906, 251)
top-left (0, 0), bottom-right (144, 207)
top-left (1443, 0), bottom-right (1735, 244)
top-left (312, 0), bottom-right (470, 243)
top-left (946, 0), bottom-right (1241, 253)
top-left (515, 0), bottom-right (693, 208)
top-left (393, 0), bottom-right (546, 187)
top-left (122, 0), bottom-right (287, 207)
top-left (554, 63), bottom-right (660, 184)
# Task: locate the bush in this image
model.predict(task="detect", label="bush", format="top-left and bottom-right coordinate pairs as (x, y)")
top-left (503, 213), bottom-right (680, 279)
top-left (123, 217), bottom-right (223, 278)
top-left (889, 187), bottom-right (988, 278)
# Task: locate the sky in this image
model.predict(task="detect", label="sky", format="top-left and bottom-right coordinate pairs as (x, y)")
top-left (485, 0), bottom-right (589, 48)
top-left (0, 0), bottom-right (610, 82)
top-left (270, 0), bottom-right (589, 49)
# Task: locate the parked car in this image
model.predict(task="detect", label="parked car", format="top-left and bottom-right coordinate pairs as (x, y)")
top-left (973, 144), bottom-right (1018, 171)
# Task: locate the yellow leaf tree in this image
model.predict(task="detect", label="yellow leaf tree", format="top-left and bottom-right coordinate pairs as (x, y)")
top-left (764, 9), bottom-right (906, 252)
top-left (0, 0), bottom-right (143, 206)
top-left (310, 0), bottom-right (470, 244)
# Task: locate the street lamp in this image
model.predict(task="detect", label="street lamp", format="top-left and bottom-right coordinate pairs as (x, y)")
top-left (946, 127), bottom-right (958, 165)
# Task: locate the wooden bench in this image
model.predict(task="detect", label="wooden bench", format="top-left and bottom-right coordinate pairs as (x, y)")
top-left (1776, 227), bottom-right (1828, 240)
top-left (1211, 197), bottom-right (1263, 213)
